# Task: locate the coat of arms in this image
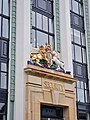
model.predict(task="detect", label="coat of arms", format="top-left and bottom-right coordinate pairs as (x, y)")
top-left (28, 43), bottom-right (71, 74)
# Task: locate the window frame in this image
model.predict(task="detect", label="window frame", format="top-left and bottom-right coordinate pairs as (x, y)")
top-left (70, 0), bottom-right (83, 16)
top-left (76, 81), bottom-right (89, 103)
top-left (32, 0), bottom-right (54, 48)
top-left (72, 29), bottom-right (87, 64)
top-left (71, 27), bottom-right (89, 103)
top-left (70, 11), bottom-right (84, 32)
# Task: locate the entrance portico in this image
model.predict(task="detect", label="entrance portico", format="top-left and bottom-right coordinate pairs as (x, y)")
top-left (24, 65), bottom-right (77, 120)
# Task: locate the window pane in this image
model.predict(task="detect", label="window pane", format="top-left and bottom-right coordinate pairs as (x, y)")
top-left (79, 4), bottom-right (83, 16)
top-left (77, 88), bottom-right (84, 102)
top-left (37, 13), bottom-right (42, 29)
top-left (85, 90), bottom-right (88, 102)
top-left (1, 62), bottom-right (7, 72)
top-left (32, 11), bottom-right (35, 26)
top-left (77, 81), bottom-right (80, 88)
top-left (83, 65), bottom-right (87, 78)
top-left (80, 81), bottom-right (84, 89)
top-left (0, 103), bottom-right (6, 114)
top-left (73, 62), bottom-right (76, 75)
top-left (81, 33), bottom-right (86, 46)
top-left (82, 48), bottom-right (86, 63)
top-left (32, 29), bottom-right (35, 40)
top-left (37, 31), bottom-right (48, 47)
top-left (0, 16), bottom-right (1, 36)
top-left (74, 15), bottom-right (79, 26)
top-left (2, 18), bottom-right (8, 38)
top-left (77, 65), bottom-right (82, 76)
top-left (72, 0), bottom-right (79, 14)
top-left (0, 0), bottom-right (2, 13)
top-left (84, 82), bottom-right (87, 89)
top-left (32, 29), bottom-right (36, 47)
top-left (79, 113), bottom-right (88, 119)
top-left (37, 0), bottom-right (47, 11)
top-left (71, 28), bottom-right (73, 41)
top-left (0, 41), bottom-right (8, 57)
top-left (48, 1), bottom-right (53, 14)
top-left (1, 72), bottom-right (7, 89)
top-left (49, 36), bottom-right (54, 50)
top-left (75, 45), bottom-right (82, 62)
top-left (0, 115), bottom-right (6, 120)
top-left (3, 0), bottom-right (9, 16)
top-left (72, 44), bottom-right (74, 59)
top-left (3, 42), bottom-right (7, 56)
top-left (49, 18), bottom-right (53, 33)
top-left (43, 16), bottom-right (48, 31)
top-left (74, 29), bottom-right (81, 44)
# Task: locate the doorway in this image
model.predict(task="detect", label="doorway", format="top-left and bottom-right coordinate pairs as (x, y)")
top-left (41, 105), bottom-right (64, 120)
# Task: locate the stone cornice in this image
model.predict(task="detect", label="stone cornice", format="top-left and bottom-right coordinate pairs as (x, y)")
top-left (24, 65), bottom-right (77, 84)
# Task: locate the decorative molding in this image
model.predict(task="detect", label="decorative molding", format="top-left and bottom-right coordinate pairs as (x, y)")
top-left (84, 0), bottom-right (90, 71)
top-left (9, 0), bottom-right (16, 119)
top-left (24, 65), bottom-right (77, 83)
top-left (55, 0), bottom-right (61, 52)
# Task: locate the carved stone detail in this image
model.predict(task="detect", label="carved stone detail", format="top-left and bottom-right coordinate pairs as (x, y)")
top-left (42, 80), bottom-right (65, 93)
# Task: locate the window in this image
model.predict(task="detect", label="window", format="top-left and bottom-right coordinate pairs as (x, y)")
top-left (76, 81), bottom-right (89, 103)
top-left (70, 12), bottom-right (84, 32)
top-left (75, 45), bottom-right (82, 62)
top-left (0, 103), bottom-right (6, 120)
top-left (72, 0), bottom-right (79, 14)
top-left (70, 0), bottom-right (83, 16)
top-left (0, 0), bottom-right (10, 120)
top-left (72, 29), bottom-right (86, 63)
top-left (0, 0), bottom-right (2, 14)
top-left (70, 0), bottom-right (90, 118)
top-left (72, 28), bottom-right (89, 103)
top-left (41, 105), bottom-right (63, 119)
top-left (78, 112), bottom-right (88, 120)
top-left (3, 0), bottom-right (9, 16)
top-left (77, 81), bottom-right (84, 102)
top-left (70, 0), bottom-right (84, 31)
top-left (74, 29), bottom-right (81, 44)
top-left (0, 16), bottom-right (1, 36)
top-left (0, 61), bottom-right (7, 89)
top-left (2, 18), bottom-right (9, 38)
top-left (32, 0), bottom-right (54, 48)
top-left (0, 40), bottom-right (8, 58)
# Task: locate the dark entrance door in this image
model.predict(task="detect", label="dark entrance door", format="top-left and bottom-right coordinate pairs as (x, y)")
top-left (41, 105), bottom-right (64, 120)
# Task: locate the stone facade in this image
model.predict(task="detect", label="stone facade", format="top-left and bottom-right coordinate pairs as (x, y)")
top-left (24, 65), bottom-right (77, 120)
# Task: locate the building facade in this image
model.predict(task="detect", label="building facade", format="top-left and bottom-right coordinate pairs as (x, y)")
top-left (0, 0), bottom-right (90, 120)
